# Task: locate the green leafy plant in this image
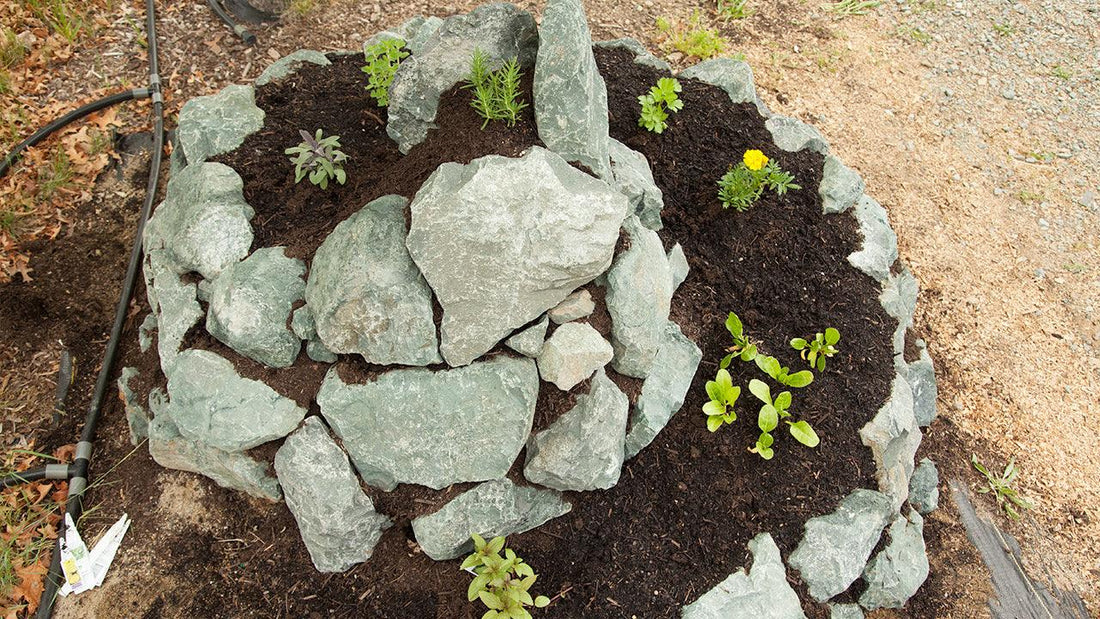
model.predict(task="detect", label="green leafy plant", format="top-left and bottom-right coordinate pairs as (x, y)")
top-left (822, 0), bottom-right (881, 18)
top-left (718, 149), bottom-right (801, 211)
top-left (462, 534), bottom-right (550, 619)
top-left (638, 78), bottom-right (683, 134)
top-left (361, 38), bottom-right (408, 107)
top-left (791, 328), bottom-right (841, 372)
top-left (284, 129), bottom-right (348, 190)
top-left (754, 354), bottom-right (814, 388)
top-left (748, 379), bottom-right (819, 459)
top-left (972, 455), bottom-right (1034, 520)
top-left (719, 311), bottom-right (758, 367)
top-left (716, 0), bottom-right (750, 20)
top-left (992, 22), bottom-right (1015, 37)
top-left (655, 11), bottom-right (728, 60)
top-left (703, 368), bottom-right (741, 432)
top-left (465, 49), bottom-right (528, 129)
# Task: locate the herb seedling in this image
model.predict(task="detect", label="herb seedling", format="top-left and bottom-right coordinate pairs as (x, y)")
top-left (720, 311), bottom-right (758, 367)
top-left (791, 328), bottom-right (841, 372)
top-left (284, 129), bottom-right (348, 190)
top-left (638, 77), bottom-right (684, 134)
top-left (716, 0), bottom-right (750, 20)
top-left (655, 11), bottom-right (728, 60)
top-left (361, 38), bottom-right (408, 107)
top-left (972, 455), bottom-right (1034, 520)
top-left (465, 49), bottom-right (528, 129)
top-left (703, 368), bottom-right (741, 432)
top-left (748, 379), bottom-right (819, 459)
top-left (754, 354), bottom-right (814, 388)
top-left (462, 534), bottom-right (550, 619)
top-left (718, 149), bottom-right (801, 211)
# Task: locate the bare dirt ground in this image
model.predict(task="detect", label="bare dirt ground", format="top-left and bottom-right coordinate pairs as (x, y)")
top-left (3, 0), bottom-right (1098, 617)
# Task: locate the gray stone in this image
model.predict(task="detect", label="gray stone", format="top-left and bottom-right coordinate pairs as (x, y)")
top-left (386, 4), bottom-right (539, 153)
top-left (533, 0), bottom-right (611, 179)
top-left (679, 58), bottom-right (770, 118)
top-left (668, 243), bottom-right (689, 293)
top-left (506, 316), bottom-right (549, 357)
top-left (118, 367), bottom-right (149, 446)
top-left (788, 489), bottom-right (894, 602)
top-left (307, 340), bottom-right (338, 363)
top-left (148, 413), bottom-right (281, 501)
top-left (860, 373), bottom-right (921, 511)
top-left (907, 340), bottom-right (938, 427)
top-left (138, 313), bottom-right (156, 353)
top-left (177, 85), bottom-right (264, 163)
top-left (608, 138), bottom-right (664, 230)
top-left (548, 289), bottom-right (595, 324)
top-left (163, 349), bottom-right (307, 452)
top-left (848, 195), bottom-right (898, 284)
top-left (829, 604), bottom-right (864, 619)
top-left (681, 533), bottom-right (805, 619)
top-left (364, 15), bottom-right (444, 56)
top-left (145, 253), bottom-right (203, 374)
top-left (255, 50), bottom-right (331, 87)
top-left (274, 417), bottom-right (390, 572)
top-left (291, 305), bottom-right (316, 341)
top-left (205, 247), bottom-right (305, 368)
top-left (168, 141), bottom-right (187, 176)
top-left (317, 356), bottom-right (538, 491)
top-left (820, 155), bottom-right (865, 215)
top-left (860, 511), bottom-right (929, 610)
top-left (407, 147), bottom-right (628, 366)
top-left (524, 369), bottom-right (628, 491)
top-left (765, 115), bottom-right (829, 155)
top-left (143, 162), bottom-right (255, 280)
top-left (594, 38), bottom-right (670, 71)
top-left (880, 267), bottom-right (918, 358)
top-left (909, 458), bottom-right (940, 515)
top-left (605, 215), bottom-right (673, 378)
top-left (537, 322), bottom-right (614, 391)
top-left (411, 478), bottom-right (570, 560)
top-left (625, 321), bottom-right (702, 459)
top-left (306, 195), bottom-right (440, 366)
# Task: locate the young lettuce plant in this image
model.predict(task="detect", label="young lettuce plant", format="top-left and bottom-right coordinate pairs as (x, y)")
top-left (719, 311), bottom-right (758, 368)
top-left (284, 129), bottom-right (348, 190)
top-left (462, 534), bottom-right (550, 619)
top-left (748, 379), bottom-right (819, 459)
top-left (703, 368), bottom-right (740, 432)
top-left (791, 328), bottom-right (841, 372)
top-left (638, 77), bottom-right (684, 134)
top-left (361, 38), bottom-right (408, 107)
top-left (718, 149), bottom-right (801, 211)
top-left (466, 49), bottom-right (528, 129)
top-left (754, 354), bottom-right (814, 388)
top-left (972, 455), bottom-right (1034, 520)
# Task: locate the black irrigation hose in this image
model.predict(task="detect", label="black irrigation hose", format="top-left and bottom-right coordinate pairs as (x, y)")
top-left (0, 464), bottom-right (70, 489)
top-left (33, 0), bottom-right (163, 614)
top-left (207, 0), bottom-right (257, 45)
top-left (0, 89), bottom-right (151, 179)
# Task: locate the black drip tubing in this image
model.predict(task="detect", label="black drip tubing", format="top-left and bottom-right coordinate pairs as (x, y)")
top-left (207, 0), bottom-right (257, 45)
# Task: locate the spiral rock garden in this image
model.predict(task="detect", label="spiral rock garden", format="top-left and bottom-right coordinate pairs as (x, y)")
top-left (117, 1), bottom-right (941, 616)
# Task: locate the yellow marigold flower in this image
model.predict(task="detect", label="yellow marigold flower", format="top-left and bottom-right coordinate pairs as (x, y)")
top-left (743, 149), bottom-right (768, 171)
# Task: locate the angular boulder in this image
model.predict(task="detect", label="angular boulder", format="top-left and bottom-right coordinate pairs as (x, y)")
top-left (608, 139), bottom-right (664, 231)
top-left (163, 350), bottom-right (307, 452)
top-left (206, 247), bottom-right (306, 368)
top-left (533, 0), bottom-right (611, 179)
top-left (881, 266), bottom-right (918, 358)
top-left (829, 605), bottom-right (864, 619)
top-left (406, 147), bottom-right (628, 366)
top-left (860, 511), bottom-right (929, 610)
top-left (679, 58), bottom-right (770, 118)
top-left (255, 50), bottom-right (331, 87)
top-left (317, 356), bottom-right (538, 491)
top-left (386, 4), bottom-right (539, 153)
top-left (788, 489), bottom-right (893, 602)
top-left (177, 85), bottom-right (264, 164)
top-left (594, 38), bottom-right (671, 72)
top-left (537, 322), bottom-right (614, 391)
top-left (860, 373), bottom-right (921, 511)
top-left (306, 195), bottom-right (441, 366)
top-left (548, 289), bottom-right (595, 324)
top-left (274, 417), bottom-right (390, 573)
top-left (668, 243), bottom-right (689, 292)
top-left (605, 215), bottom-right (673, 378)
top-left (118, 367), bottom-right (150, 446)
top-left (144, 252), bottom-right (203, 374)
top-left (625, 321), bottom-right (701, 459)
top-left (849, 194), bottom-right (899, 283)
top-left (681, 533), bottom-right (806, 619)
top-left (765, 115), bottom-right (829, 155)
top-left (411, 478), bottom-right (570, 560)
top-left (907, 340), bottom-right (938, 427)
top-left (506, 316), bottom-right (549, 358)
top-left (908, 458), bottom-right (939, 515)
top-left (524, 369), bottom-right (628, 491)
top-left (819, 155), bottom-right (864, 215)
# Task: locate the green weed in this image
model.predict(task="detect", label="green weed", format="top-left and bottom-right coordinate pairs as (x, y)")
top-left (22, 0), bottom-right (86, 42)
top-left (992, 22), bottom-right (1015, 37)
top-left (656, 12), bottom-right (729, 60)
top-left (36, 150), bottom-right (74, 201)
top-left (717, 0), bottom-right (751, 20)
top-left (822, 0), bottom-right (881, 18)
top-left (1, 28), bottom-right (27, 68)
top-left (972, 454), bottom-right (1033, 520)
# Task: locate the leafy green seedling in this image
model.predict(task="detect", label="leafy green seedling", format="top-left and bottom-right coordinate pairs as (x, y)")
top-left (972, 455), bottom-right (1034, 520)
top-left (465, 49), bottom-right (528, 129)
top-left (822, 0), bottom-right (881, 18)
top-left (717, 0), bottom-right (750, 20)
top-left (718, 149), bottom-right (801, 211)
top-left (655, 11), bottom-right (728, 60)
top-left (754, 354), bottom-right (814, 388)
top-left (638, 77), bottom-right (684, 134)
top-left (462, 534), bottom-right (551, 619)
top-left (791, 328), bottom-right (841, 372)
top-left (719, 311), bottom-right (758, 367)
top-left (703, 368), bottom-right (741, 432)
top-left (748, 379), bottom-right (819, 459)
top-left (284, 129), bottom-right (348, 190)
top-left (361, 38), bottom-right (408, 107)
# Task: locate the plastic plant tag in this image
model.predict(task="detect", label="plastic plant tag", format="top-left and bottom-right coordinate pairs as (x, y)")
top-left (58, 513), bottom-right (132, 596)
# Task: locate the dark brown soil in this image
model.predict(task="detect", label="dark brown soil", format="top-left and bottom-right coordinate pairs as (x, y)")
top-left (2, 47), bottom-right (898, 619)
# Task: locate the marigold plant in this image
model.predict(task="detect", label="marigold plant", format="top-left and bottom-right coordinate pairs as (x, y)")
top-left (717, 149), bottom-right (801, 211)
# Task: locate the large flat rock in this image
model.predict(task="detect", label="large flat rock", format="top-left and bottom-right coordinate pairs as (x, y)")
top-left (274, 417), bottom-right (390, 572)
top-left (625, 321), bottom-right (702, 459)
top-left (306, 195), bottom-right (440, 366)
top-left (407, 147), bottom-right (628, 366)
top-left (317, 356), bottom-right (538, 491)
top-left (605, 215), bottom-right (673, 378)
top-left (608, 139), bottom-right (664, 231)
top-left (177, 84), bottom-right (264, 164)
top-left (682, 533), bottom-right (806, 619)
top-left (860, 373), bottom-right (921, 511)
top-left (860, 511), bottom-right (929, 610)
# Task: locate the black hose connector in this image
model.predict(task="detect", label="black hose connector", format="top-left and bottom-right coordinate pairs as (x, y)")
top-left (207, 0), bottom-right (256, 45)
top-left (0, 464), bottom-right (70, 489)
